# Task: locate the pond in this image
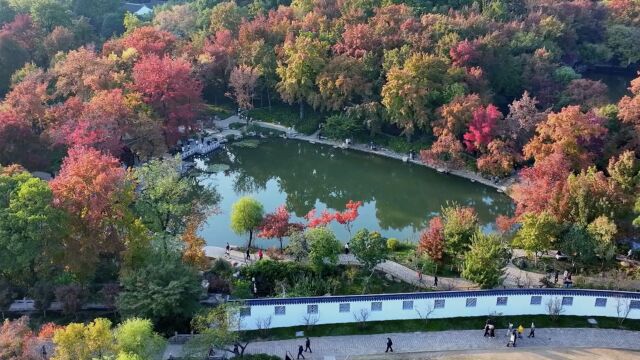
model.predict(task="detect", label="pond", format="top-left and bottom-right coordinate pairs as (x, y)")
top-left (196, 138), bottom-right (513, 247)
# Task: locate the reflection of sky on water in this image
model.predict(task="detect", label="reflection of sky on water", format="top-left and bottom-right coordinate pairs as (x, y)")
top-left (197, 139), bottom-right (513, 247)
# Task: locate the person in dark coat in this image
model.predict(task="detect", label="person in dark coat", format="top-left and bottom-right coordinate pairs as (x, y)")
top-left (434, 275), bottom-right (438, 287)
top-left (246, 248), bottom-right (251, 261)
top-left (385, 337), bottom-right (393, 352)
top-left (484, 323), bottom-right (490, 337)
top-left (305, 337), bottom-right (312, 353)
top-left (297, 345), bottom-right (305, 359)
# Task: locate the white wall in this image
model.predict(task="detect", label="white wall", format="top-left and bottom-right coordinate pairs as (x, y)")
top-left (237, 289), bottom-right (640, 330)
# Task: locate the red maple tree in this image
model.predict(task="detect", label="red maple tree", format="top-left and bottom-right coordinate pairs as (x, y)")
top-left (463, 104), bottom-right (502, 153)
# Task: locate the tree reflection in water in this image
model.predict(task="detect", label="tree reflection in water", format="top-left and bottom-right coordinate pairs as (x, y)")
top-left (197, 139), bottom-right (513, 246)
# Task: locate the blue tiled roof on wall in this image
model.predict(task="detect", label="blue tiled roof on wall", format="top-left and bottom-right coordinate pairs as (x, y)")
top-left (242, 288), bottom-right (640, 306)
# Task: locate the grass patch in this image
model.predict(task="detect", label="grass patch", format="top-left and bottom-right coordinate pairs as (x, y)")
top-left (229, 122), bottom-right (245, 130)
top-left (204, 102), bottom-right (235, 119)
top-left (248, 105), bottom-right (324, 135)
top-left (246, 315), bottom-right (640, 341)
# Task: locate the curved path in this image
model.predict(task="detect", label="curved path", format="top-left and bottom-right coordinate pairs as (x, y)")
top-left (204, 246), bottom-right (476, 291)
top-left (164, 328), bottom-right (640, 359)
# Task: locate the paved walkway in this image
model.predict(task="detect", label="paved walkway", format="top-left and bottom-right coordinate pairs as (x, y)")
top-left (214, 116), bottom-right (511, 192)
top-left (352, 347), bottom-right (640, 359)
top-left (164, 328), bottom-right (640, 359)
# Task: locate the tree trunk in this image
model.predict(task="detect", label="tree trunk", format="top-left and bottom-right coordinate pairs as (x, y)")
top-left (279, 237), bottom-right (284, 252)
top-left (267, 88), bottom-right (272, 110)
top-left (248, 229), bottom-right (253, 249)
top-left (299, 100), bottom-right (304, 120)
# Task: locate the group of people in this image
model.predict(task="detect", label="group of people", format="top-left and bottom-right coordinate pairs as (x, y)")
top-left (505, 322), bottom-right (535, 348)
top-left (553, 269), bottom-right (573, 288)
top-left (284, 338), bottom-right (312, 360)
top-left (224, 242), bottom-right (264, 262)
top-left (283, 337), bottom-right (394, 359)
top-left (482, 319), bottom-right (535, 347)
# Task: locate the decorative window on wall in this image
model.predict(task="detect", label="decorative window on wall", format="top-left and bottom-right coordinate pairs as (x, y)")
top-left (371, 301), bottom-right (382, 311)
top-left (275, 306), bottom-right (286, 315)
top-left (466, 298), bottom-right (477, 307)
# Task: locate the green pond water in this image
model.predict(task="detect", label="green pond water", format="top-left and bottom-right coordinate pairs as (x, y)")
top-left (196, 138), bottom-right (513, 247)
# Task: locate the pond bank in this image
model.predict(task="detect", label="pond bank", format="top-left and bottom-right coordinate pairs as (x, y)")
top-left (214, 115), bottom-right (513, 193)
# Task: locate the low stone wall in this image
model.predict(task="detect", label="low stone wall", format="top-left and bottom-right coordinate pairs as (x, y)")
top-left (237, 288), bottom-right (640, 330)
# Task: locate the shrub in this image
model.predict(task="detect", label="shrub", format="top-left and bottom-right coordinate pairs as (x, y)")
top-left (323, 114), bottom-right (365, 140)
top-left (387, 238), bottom-right (399, 251)
top-left (231, 279), bottom-right (253, 299)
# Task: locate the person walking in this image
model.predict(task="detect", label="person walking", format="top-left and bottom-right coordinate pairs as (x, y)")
top-left (297, 345), bottom-right (305, 359)
top-left (433, 275), bottom-right (438, 287)
top-left (528, 322), bottom-right (535, 338)
top-left (483, 323), bottom-right (490, 337)
top-left (305, 337), bottom-right (312, 353)
top-left (225, 242), bottom-right (230, 258)
top-left (385, 337), bottom-right (393, 353)
top-left (506, 322), bottom-right (513, 337)
top-left (517, 324), bottom-right (524, 339)
top-left (246, 248), bottom-right (251, 262)
top-left (344, 242), bottom-right (350, 254)
top-left (507, 330), bottom-right (517, 347)
top-left (417, 270), bottom-right (423, 283)
top-left (258, 248), bottom-right (263, 260)
top-left (489, 323), bottom-right (495, 337)
top-left (554, 270), bottom-right (559, 284)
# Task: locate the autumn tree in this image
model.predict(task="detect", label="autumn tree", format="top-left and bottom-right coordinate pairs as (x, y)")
top-left (559, 79), bottom-right (609, 111)
top-left (153, 4), bottom-right (198, 38)
top-left (209, 1), bottom-right (245, 34)
top-left (50, 146), bottom-right (135, 276)
top-left (511, 152), bottom-right (572, 219)
top-left (51, 89), bottom-right (132, 156)
top-left (258, 205), bottom-right (300, 251)
top-left (43, 26), bottom-right (75, 58)
top-left (230, 196), bottom-right (264, 248)
top-left (420, 132), bottom-right (465, 169)
top-left (524, 106), bottom-right (608, 170)
top-left (121, 26), bottom-right (176, 57)
top-left (51, 46), bottom-right (114, 100)
top-left (434, 94), bottom-right (482, 139)
top-left (276, 35), bottom-right (329, 119)
top-left (463, 104), bottom-right (502, 153)
top-left (476, 139), bottom-right (520, 177)
top-left (334, 200), bottom-right (362, 237)
top-left (504, 91), bottom-right (546, 147)
top-left (313, 55), bottom-right (373, 111)
top-left (131, 55), bottom-right (203, 146)
top-left (382, 53), bottom-right (464, 140)
top-left (418, 216), bottom-right (445, 263)
top-left (181, 214), bottom-right (209, 270)
top-left (0, 110), bottom-right (48, 170)
top-left (228, 65), bottom-right (261, 111)
top-left (565, 167), bottom-right (625, 225)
